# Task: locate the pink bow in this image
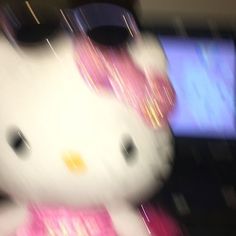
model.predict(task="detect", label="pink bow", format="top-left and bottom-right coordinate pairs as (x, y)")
top-left (75, 36), bottom-right (176, 128)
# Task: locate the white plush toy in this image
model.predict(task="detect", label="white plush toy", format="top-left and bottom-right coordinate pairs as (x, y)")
top-left (0, 23), bottom-right (176, 235)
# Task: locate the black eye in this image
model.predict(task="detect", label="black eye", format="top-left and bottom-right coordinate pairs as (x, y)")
top-left (121, 136), bottom-right (137, 163)
top-left (7, 128), bottom-right (30, 157)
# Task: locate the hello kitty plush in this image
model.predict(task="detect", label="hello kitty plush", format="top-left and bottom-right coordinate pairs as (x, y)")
top-left (0, 5), bottom-right (178, 236)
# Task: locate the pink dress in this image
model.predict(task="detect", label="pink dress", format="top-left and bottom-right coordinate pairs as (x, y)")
top-left (140, 204), bottom-right (185, 236)
top-left (12, 205), bottom-right (184, 236)
top-left (13, 206), bottom-right (117, 236)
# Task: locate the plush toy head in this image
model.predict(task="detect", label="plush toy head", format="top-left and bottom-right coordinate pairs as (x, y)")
top-left (0, 28), bottom-right (174, 209)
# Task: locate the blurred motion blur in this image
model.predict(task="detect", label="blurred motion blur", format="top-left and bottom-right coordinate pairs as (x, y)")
top-left (0, 0), bottom-right (236, 236)
top-left (0, 1), bottom-right (181, 236)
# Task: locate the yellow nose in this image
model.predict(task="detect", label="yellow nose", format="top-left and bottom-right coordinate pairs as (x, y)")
top-left (63, 152), bottom-right (87, 173)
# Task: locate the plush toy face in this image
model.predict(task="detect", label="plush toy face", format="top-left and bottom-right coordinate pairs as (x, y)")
top-left (0, 35), bottom-right (173, 207)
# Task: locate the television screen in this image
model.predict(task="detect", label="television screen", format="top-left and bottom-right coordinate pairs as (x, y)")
top-left (160, 37), bottom-right (235, 138)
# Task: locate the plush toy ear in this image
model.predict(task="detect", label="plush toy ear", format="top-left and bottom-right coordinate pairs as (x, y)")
top-left (75, 22), bottom-right (176, 128)
top-left (0, 2), bottom-right (60, 45)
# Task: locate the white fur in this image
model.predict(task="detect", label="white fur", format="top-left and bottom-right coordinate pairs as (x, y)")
top-left (0, 201), bottom-right (28, 235)
top-left (128, 33), bottom-right (167, 75)
top-left (0, 33), bottom-right (173, 235)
